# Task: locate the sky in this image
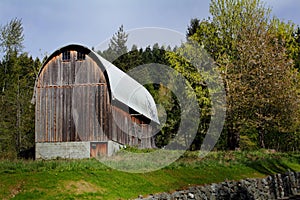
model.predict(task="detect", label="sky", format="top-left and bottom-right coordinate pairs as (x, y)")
top-left (0, 0), bottom-right (300, 59)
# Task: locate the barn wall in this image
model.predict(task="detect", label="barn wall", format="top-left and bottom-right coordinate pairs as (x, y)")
top-left (35, 51), bottom-right (110, 143)
top-left (111, 106), bottom-right (155, 148)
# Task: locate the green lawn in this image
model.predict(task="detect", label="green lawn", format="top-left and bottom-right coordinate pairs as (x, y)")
top-left (0, 150), bottom-right (299, 200)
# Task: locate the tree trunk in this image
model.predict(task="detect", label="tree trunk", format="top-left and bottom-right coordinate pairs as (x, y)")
top-left (258, 127), bottom-right (265, 149)
top-left (227, 123), bottom-right (240, 150)
top-left (15, 75), bottom-right (21, 154)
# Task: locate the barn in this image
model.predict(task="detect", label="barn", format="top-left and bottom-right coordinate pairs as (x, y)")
top-left (32, 44), bottom-right (159, 159)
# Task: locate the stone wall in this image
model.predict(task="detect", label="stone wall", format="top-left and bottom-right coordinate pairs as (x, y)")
top-left (138, 171), bottom-right (300, 200)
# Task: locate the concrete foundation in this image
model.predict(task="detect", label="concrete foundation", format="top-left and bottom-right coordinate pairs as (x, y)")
top-left (107, 140), bottom-right (124, 156)
top-left (36, 140), bottom-right (123, 160)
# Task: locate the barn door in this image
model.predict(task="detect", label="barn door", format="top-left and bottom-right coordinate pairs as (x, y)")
top-left (90, 142), bottom-right (107, 157)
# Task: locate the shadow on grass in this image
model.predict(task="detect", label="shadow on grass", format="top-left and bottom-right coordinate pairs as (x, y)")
top-left (245, 158), bottom-right (295, 175)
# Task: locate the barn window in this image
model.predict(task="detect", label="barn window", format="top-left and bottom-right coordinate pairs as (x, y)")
top-left (62, 51), bottom-right (71, 61)
top-left (77, 51), bottom-right (85, 60)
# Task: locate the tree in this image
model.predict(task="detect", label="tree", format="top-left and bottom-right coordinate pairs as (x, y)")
top-left (0, 18), bottom-right (24, 92)
top-left (165, 46), bottom-right (211, 150)
top-left (188, 0), bottom-right (300, 150)
top-left (109, 25), bottom-right (128, 56)
top-left (186, 18), bottom-right (201, 38)
top-left (293, 27), bottom-right (300, 71)
top-left (232, 21), bottom-right (299, 149)
top-left (99, 25), bottom-right (128, 66)
top-left (0, 18), bottom-right (24, 56)
top-left (0, 52), bottom-right (40, 159)
top-left (0, 19), bottom-right (39, 159)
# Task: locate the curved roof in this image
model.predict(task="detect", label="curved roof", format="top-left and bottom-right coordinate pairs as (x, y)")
top-left (33, 44), bottom-right (159, 124)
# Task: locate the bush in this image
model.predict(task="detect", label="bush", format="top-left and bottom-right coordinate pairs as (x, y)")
top-left (239, 135), bottom-right (258, 151)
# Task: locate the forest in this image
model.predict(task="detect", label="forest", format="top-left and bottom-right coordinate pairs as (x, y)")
top-left (1, 0), bottom-right (300, 159)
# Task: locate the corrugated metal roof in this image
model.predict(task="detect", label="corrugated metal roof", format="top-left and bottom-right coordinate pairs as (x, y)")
top-left (33, 44), bottom-right (159, 124)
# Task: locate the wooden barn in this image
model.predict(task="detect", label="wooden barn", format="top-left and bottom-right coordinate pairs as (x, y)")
top-left (32, 44), bottom-right (159, 159)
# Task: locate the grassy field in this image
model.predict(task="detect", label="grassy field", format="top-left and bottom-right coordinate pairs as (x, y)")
top-left (0, 150), bottom-right (299, 200)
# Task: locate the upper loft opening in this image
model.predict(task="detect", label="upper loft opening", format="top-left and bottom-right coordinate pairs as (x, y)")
top-left (77, 51), bottom-right (86, 60)
top-left (62, 51), bottom-right (70, 61)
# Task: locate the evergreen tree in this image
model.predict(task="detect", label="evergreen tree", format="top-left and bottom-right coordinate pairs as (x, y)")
top-left (99, 25), bottom-right (128, 66)
top-left (0, 18), bottom-right (40, 159)
top-left (0, 18), bottom-right (24, 93)
top-left (186, 18), bottom-right (201, 38)
top-left (109, 25), bottom-right (128, 56)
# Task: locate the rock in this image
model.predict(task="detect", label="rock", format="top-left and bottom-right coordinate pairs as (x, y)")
top-left (159, 192), bottom-right (171, 200)
top-left (188, 192), bottom-right (194, 199)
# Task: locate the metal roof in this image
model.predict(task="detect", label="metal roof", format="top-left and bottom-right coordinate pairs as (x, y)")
top-left (34, 44), bottom-right (159, 124)
top-left (95, 54), bottom-right (159, 124)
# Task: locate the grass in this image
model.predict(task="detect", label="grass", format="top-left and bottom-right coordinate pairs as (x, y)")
top-left (0, 150), bottom-right (299, 199)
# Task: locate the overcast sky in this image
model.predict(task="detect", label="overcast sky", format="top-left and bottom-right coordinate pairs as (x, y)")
top-left (0, 0), bottom-right (299, 59)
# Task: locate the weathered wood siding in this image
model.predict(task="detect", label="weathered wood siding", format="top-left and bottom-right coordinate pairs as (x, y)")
top-left (111, 106), bottom-right (154, 148)
top-left (36, 51), bottom-right (109, 142)
top-left (35, 48), bottom-right (155, 148)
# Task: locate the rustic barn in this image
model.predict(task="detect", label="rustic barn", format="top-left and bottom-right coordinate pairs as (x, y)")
top-left (32, 44), bottom-right (159, 159)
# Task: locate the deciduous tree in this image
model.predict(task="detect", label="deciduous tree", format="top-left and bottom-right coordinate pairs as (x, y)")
top-left (188, 0), bottom-right (300, 150)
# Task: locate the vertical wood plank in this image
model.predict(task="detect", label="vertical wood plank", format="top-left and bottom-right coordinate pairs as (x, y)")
top-left (57, 58), bottom-right (62, 142)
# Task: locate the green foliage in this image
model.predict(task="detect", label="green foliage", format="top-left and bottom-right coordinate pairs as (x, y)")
top-left (0, 18), bottom-right (24, 56)
top-left (187, 0), bottom-right (300, 150)
top-left (98, 25), bottom-right (128, 65)
top-left (0, 18), bottom-right (41, 159)
top-left (121, 145), bottom-right (156, 153)
top-left (0, 53), bottom-right (40, 159)
top-left (294, 27), bottom-right (300, 70)
top-left (165, 46), bottom-right (212, 150)
top-left (239, 135), bottom-right (258, 151)
top-left (269, 18), bottom-right (299, 61)
top-left (186, 18), bottom-right (201, 38)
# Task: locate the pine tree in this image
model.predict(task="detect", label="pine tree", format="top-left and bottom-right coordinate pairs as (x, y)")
top-left (0, 18), bottom-right (39, 159)
top-left (109, 25), bottom-right (128, 57)
top-left (100, 25), bottom-right (129, 65)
